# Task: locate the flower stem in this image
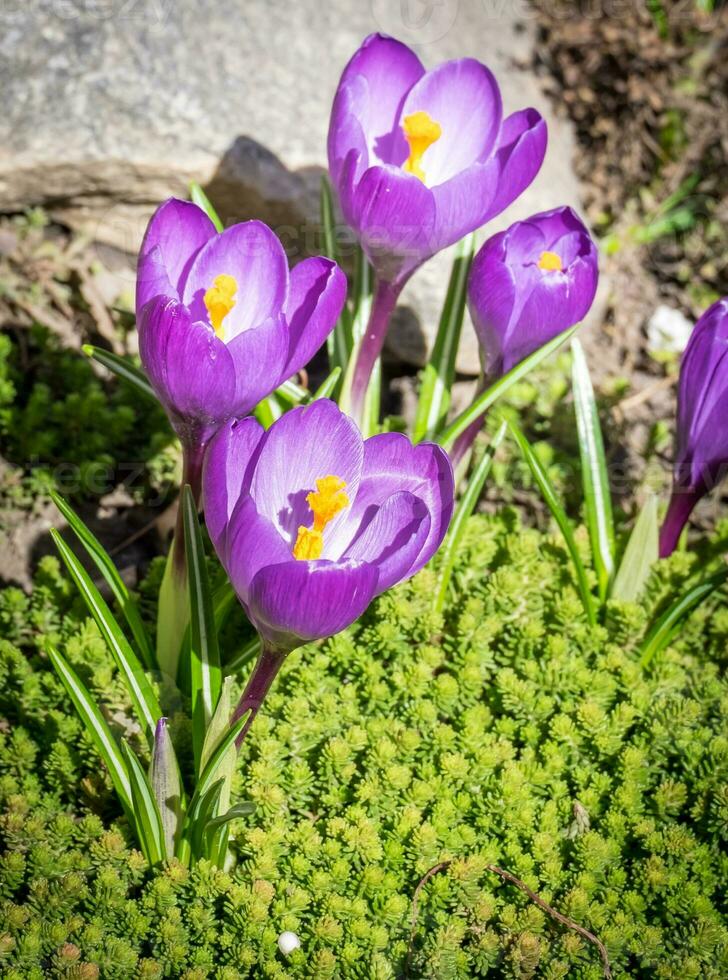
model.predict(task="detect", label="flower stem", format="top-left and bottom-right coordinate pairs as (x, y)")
top-left (231, 644), bottom-right (287, 749)
top-left (659, 485), bottom-right (702, 558)
top-left (349, 277), bottom-right (402, 426)
top-left (448, 373), bottom-right (487, 472)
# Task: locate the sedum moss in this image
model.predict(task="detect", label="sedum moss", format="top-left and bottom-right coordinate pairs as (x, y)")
top-left (1, 510), bottom-right (728, 978)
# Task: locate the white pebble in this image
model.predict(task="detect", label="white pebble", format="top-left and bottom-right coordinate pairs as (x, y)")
top-left (647, 305), bottom-right (693, 355)
top-left (277, 931), bottom-right (301, 956)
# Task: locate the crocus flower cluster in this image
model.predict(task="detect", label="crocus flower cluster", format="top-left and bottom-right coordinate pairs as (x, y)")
top-left (328, 32), bottom-right (547, 422)
top-left (136, 198), bottom-right (347, 482)
top-left (468, 206), bottom-right (599, 380)
top-left (660, 297), bottom-right (728, 557)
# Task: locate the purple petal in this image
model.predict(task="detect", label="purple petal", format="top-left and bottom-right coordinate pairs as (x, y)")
top-left (351, 164), bottom-right (436, 279)
top-left (138, 296), bottom-right (236, 432)
top-left (676, 298), bottom-right (728, 486)
top-left (468, 234), bottom-right (518, 377)
top-left (249, 400), bottom-right (365, 548)
top-left (342, 490), bottom-right (431, 592)
top-left (398, 59), bottom-right (503, 186)
top-left (202, 416), bottom-right (265, 554)
top-left (226, 314), bottom-right (291, 414)
top-left (283, 257), bottom-right (348, 380)
top-left (247, 558), bottom-right (379, 650)
top-left (429, 157), bottom-right (500, 254)
top-left (331, 433), bottom-right (453, 577)
top-left (136, 199), bottom-right (216, 314)
top-left (328, 33), bottom-right (424, 179)
top-left (224, 495), bottom-right (292, 606)
top-left (482, 109), bottom-right (547, 223)
top-left (182, 221), bottom-right (289, 339)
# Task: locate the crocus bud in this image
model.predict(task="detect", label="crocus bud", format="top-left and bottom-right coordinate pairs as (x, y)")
top-left (328, 33), bottom-right (546, 285)
top-left (468, 206), bottom-right (599, 379)
top-left (660, 297), bottom-right (728, 557)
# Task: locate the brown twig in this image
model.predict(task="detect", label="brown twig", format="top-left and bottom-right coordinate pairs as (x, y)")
top-left (406, 860), bottom-right (612, 980)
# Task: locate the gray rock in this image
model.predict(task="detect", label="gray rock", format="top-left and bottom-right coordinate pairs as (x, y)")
top-left (0, 0), bottom-right (589, 374)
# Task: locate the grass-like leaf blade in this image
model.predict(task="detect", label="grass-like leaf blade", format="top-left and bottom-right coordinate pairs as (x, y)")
top-left (510, 422), bottom-right (597, 626)
top-left (321, 175), bottom-right (354, 377)
top-left (311, 366), bottom-right (342, 402)
top-left (189, 181), bottom-right (224, 232)
top-left (51, 529), bottom-right (162, 743)
top-left (640, 567), bottom-right (728, 667)
top-left (611, 495), bottom-right (659, 602)
top-left (182, 485), bottom-right (222, 774)
top-left (439, 325), bottom-right (580, 450)
top-left (46, 644), bottom-right (132, 813)
top-left (571, 338), bottom-right (615, 601)
top-left (82, 344), bottom-right (155, 401)
top-left (434, 421), bottom-right (506, 614)
top-left (414, 234), bottom-right (475, 442)
top-left (121, 741), bottom-right (166, 866)
top-left (50, 491), bottom-right (154, 670)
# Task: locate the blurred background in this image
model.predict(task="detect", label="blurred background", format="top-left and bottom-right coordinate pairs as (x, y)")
top-left (0, 0), bottom-right (726, 587)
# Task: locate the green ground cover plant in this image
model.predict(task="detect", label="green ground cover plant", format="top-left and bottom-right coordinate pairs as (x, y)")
top-left (2, 508), bottom-right (727, 979)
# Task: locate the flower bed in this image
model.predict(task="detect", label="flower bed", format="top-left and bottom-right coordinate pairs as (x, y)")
top-left (2, 510), bottom-right (727, 979)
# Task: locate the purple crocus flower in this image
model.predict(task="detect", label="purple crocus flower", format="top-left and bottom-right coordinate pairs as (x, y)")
top-left (449, 206), bottom-right (598, 468)
top-left (468, 206), bottom-right (599, 379)
top-left (660, 297), bottom-right (728, 558)
top-left (136, 198), bottom-right (347, 491)
top-left (327, 33), bottom-right (547, 421)
top-left (203, 398), bottom-right (454, 741)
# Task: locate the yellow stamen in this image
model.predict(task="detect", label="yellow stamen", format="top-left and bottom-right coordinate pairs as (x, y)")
top-left (537, 251), bottom-right (563, 272)
top-left (402, 110), bottom-right (442, 183)
top-left (203, 273), bottom-right (238, 339)
top-left (292, 474), bottom-right (349, 561)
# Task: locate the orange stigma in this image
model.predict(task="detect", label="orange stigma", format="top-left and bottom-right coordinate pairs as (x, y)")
top-left (402, 110), bottom-right (442, 183)
top-left (203, 274), bottom-right (238, 339)
top-left (537, 251), bottom-right (563, 272)
top-left (292, 475), bottom-right (349, 561)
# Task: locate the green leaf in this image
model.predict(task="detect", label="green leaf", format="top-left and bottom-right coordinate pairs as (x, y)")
top-left (414, 234), bottom-right (475, 442)
top-left (509, 422), bottom-right (597, 626)
top-left (571, 339), bottom-right (615, 601)
top-left (611, 496), bottom-right (659, 602)
top-left (199, 677), bottom-right (237, 866)
top-left (205, 802), bottom-right (256, 836)
top-left (190, 712), bottom-right (248, 811)
top-left (640, 568), bottom-right (728, 667)
top-left (434, 422), bottom-right (506, 614)
top-left (310, 366), bottom-right (342, 402)
top-left (150, 718), bottom-right (183, 861)
top-left (121, 741), bottom-right (166, 866)
top-left (82, 345), bottom-right (155, 401)
top-left (182, 485), bottom-right (222, 775)
top-left (254, 395), bottom-right (283, 429)
top-left (46, 644), bottom-right (132, 813)
top-left (50, 491), bottom-right (154, 670)
top-left (189, 779), bottom-right (224, 860)
top-left (189, 181), bottom-right (224, 232)
top-left (320, 176), bottom-right (354, 377)
top-left (439, 324), bottom-right (580, 450)
top-left (51, 529), bottom-right (162, 743)
top-left (337, 247), bottom-right (375, 419)
top-left (360, 357), bottom-right (381, 438)
top-left (275, 378), bottom-right (308, 406)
